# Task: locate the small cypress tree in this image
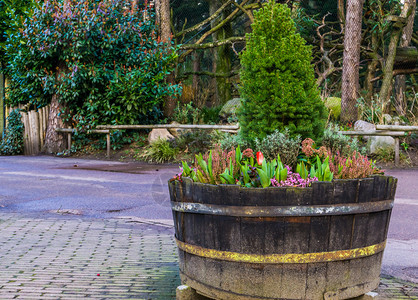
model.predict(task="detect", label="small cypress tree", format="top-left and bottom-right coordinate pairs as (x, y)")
top-left (238, 0), bottom-right (326, 141)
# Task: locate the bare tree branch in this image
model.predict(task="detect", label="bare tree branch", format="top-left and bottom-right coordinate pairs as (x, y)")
top-left (175, 0), bottom-right (234, 38)
top-left (179, 0), bottom-right (253, 61)
top-left (371, 68), bottom-right (418, 82)
top-left (177, 70), bottom-right (239, 80)
top-left (315, 13), bottom-right (341, 87)
top-left (179, 36), bottom-right (246, 50)
top-left (231, 0), bottom-right (254, 23)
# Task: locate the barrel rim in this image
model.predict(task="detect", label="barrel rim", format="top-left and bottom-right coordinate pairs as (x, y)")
top-left (169, 174), bottom-right (396, 190)
top-left (171, 199), bottom-right (394, 217)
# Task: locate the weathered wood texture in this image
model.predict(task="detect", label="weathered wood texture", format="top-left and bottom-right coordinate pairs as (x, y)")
top-left (96, 124), bottom-right (239, 130)
top-left (169, 176), bottom-right (397, 300)
top-left (55, 128), bottom-right (110, 158)
top-left (19, 106), bottom-right (50, 155)
top-left (375, 125), bottom-right (418, 131)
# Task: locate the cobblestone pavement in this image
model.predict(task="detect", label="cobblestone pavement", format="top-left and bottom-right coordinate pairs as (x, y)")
top-left (0, 212), bottom-right (417, 299)
top-left (0, 213), bottom-right (180, 299)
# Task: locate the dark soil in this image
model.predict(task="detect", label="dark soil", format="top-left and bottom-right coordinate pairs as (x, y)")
top-left (374, 143), bottom-right (418, 170)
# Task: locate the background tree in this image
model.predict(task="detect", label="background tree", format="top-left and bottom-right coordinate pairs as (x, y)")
top-left (238, 0), bottom-right (326, 141)
top-left (298, 0), bottom-right (416, 124)
top-left (155, 0), bottom-right (178, 117)
top-left (0, 0), bottom-right (36, 67)
top-left (5, 0), bottom-right (180, 153)
top-left (173, 0), bottom-right (260, 108)
top-left (341, 0), bottom-right (365, 122)
top-left (394, 0), bottom-right (416, 116)
top-left (207, 0), bottom-right (233, 106)
top-left (0, 0), bottom-right (36, 134)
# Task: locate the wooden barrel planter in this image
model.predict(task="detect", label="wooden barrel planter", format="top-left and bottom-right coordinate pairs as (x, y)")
top-left (168, 175), bottom-right (397, 300)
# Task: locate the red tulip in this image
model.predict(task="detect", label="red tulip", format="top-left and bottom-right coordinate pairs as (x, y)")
top-left (256, 151), bottom-right (264, 165)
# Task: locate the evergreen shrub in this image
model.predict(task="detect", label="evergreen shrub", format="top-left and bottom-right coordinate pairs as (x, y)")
top-left (238, 0), bottom-right (326, 140)
top-left (0, 109), bottom-right (24, 155)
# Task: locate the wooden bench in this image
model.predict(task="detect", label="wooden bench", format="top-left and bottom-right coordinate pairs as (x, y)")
top-left (339, 125), bottom-right (418, 166)
top-left (56, 124), bottom-right (239, 158)
top-left (55, 128), bottom-right (111, 158)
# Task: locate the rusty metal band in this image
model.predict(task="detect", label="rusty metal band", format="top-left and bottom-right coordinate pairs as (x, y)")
top-left (176, 239), bottom-right (386, 264)
top-left (171, 200), bottom-right (394, 217)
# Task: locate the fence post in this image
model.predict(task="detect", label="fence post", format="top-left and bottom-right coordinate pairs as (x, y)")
top-left (394, 121), bottom-right (400, 166)
top-left (106, 132), bottom-right (110, 158)
top-left (394, 137), bottom-right (400, 166)
top-left (67, 127), bottom-right (72, 151)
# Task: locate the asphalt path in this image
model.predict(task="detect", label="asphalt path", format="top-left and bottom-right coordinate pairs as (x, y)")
top-left (0, 156), bottom-right (417, 283)
top-left (0, 156), bottom-right (178, 221)
top-left (381, 168), bottom-right (418, 283)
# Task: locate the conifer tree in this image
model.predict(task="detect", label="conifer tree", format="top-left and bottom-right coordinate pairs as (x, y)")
top-left (238, 0), bottom-right (326, 140)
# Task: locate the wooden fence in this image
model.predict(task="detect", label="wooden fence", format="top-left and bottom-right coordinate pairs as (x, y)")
top-left (18, 106), bottom-right (49, 155)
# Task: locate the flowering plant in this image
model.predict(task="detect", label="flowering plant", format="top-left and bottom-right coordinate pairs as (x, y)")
top-left (174, 137), bottom-right (383, 188)
top-left (176, 146), bottom-right (320, 188)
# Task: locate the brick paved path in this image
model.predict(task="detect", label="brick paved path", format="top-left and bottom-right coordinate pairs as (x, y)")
top-left (0, 212), bottom-right (417, 299)
top-left (0, 213), bottom-right (180, 299)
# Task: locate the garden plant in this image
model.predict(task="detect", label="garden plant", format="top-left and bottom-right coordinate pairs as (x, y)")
top-left (4, 0), bottom-right (181, 152)
top-left (238, 0), bottom-right (326, 141)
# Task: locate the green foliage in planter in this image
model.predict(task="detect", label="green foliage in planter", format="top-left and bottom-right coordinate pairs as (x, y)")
top-left (4, 0), bottom-right (180, 129)
top-left (219, 132), bottom-right (254, 152)
top-left (238, 0), bottom-right (326, 140)
top-left (177, 146), bottom-right (320, 188)
top-left (329, 151), bottom-right (382, 179)
top-left (176, 139), bottom-right (384, 188)
top-left (309, 156), bottom-right (333, 181)
top-left (254, 129), bottom-right (301, 167)
top-left (0, 109), bottom-right (24, 155)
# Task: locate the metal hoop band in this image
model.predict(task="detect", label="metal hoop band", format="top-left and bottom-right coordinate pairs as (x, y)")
top-left (176, 239), bottom-right (386, 264)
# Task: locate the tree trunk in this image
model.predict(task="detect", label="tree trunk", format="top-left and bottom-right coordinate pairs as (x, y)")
top-left (158, 0), bottom-right (176, 117)
top-left (42, 93), bottom-right (67, 154)
top-left (341, 0), bottom-right (365, 122)
top-left (192, 51), bottom-right (201, 94)
top-left (364, 33), bottom-right (381, 103)
top-left (159, 0), bottom-right (171, 43)
top-left (379, 1), bottom-right (413, 106)
top-left (154, 0), bottom-right (160, 25)
top-left (209, 0), bottom-right (232, 106)
top-left (395, 0), bottom-right (416, 116)
top-left (338, 0), bottom-right (345, 32)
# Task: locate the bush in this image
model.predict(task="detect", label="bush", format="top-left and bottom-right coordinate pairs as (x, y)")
top-left (219, 132), bottom-right (254, 151)
top-left (329, 151), bottom-right (382, 179)
top-left (201, 106), bottom-right (222, 124)
top-left (0, 109), bottom-right (24, 155)
top-left (170, 131), bottom-right (213, 155)
top-left (322, 124), bottom-right (365, 156)
top-left (142, 139), bottom-right (178, 163)
top-left (5, 0), bottom-right (180, 129)
top-left (238, 0), bottom-right (326, 141)
top-left (254, 129), bottom-right (301, 167)
top-left (172, 102), bottom-right (202, 124)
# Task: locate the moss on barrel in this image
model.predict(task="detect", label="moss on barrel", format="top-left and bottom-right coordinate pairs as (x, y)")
top-left (169, 176), bottom-right (397, 300)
